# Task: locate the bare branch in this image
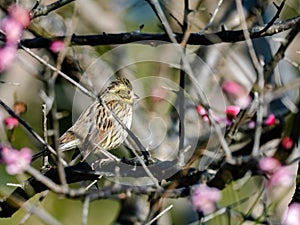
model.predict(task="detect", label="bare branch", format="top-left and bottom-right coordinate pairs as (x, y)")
top-left (31, 0), bottom-right (75, 19)
top-left (20, 15), bottom-right (300, 48)
top-left (257, 0), bottom-right (286, 35)
top-left (264, 21), bottom-right (300, 81)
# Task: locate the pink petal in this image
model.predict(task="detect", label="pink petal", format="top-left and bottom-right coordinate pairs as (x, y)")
top-left (267, 166), bottom-right (294, 188)
top-left (248, 121), bottom-right (256, 129)
top-left (4, 117), bottom-right (19, 129)
top-left (236, 95), bottom-right (251, 109)
top-left (283, 203), bottom-right (300, 225)
top-left (196, 105), bottom-right (209, 122)
top-left (265, 114), bottom-right (276, 126)
top-left (1, 146), bottom-right (32, 175)
top-left (259, 157), bottom-right (281, 174)
top-left (226, 105), bottom-right (240, 121)
top-left (281, 137), bottom-right (294, 150)
top-left (19, 148), bottom-right (33, 161)
top-left (191, 185), bottom-right (222, 214)
top-left (0, 45), bottom-right (17, 71)
top-left (8, 4), bottom-right (31, 28)
top-left (1, 18), bottom-right (23, 44)
top-left (50, 40), bottom-right (65, 52)
top-left (222, 81), bottom-right (244, 95)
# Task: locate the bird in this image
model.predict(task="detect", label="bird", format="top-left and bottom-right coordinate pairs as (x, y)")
top-left (58, 77), bottom-right (135, 161)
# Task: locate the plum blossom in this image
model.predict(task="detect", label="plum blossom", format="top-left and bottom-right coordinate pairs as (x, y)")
top-left (259, 157), bottom-right (294, 188)
top-left (222, 81), bottom-right (251, 109)
top-left (226, 105), bottom-right (240, 121)
top-left (0, 146), bottom-right (32, 175)
top-left (8, 4), bottom-right (31, 28)
top-left (1, 18), bottom-right (23, 44)
top-left (4, 117), bottom-right (19, 129)
top-left (248, 120), bottom-right (256, 129)
top-left (49, 40), bottom-right (65, 52)
top-left (222, 81), bottom-right (246, 95)
top-left (281, 137), bottom-right (294, 150)
top-left (259, 157), bottom-right (281, 174)
top-left (267, 166), bottom-right (294, 188)
top-left (196, 105), bottom-right (240, 125)
top-left (3, 102), bottom-right (27, 129)
top-left (265, 114), bottom-right (276, 126)
top-left (0, 4), bottom-right (30, 71)
top-left (191, 184), bottom-right (222, 214)
top-left (196, 105), bottom-right (209, 122)
top-left (283, 203), bottom-right (300, 225)
top-left (0, 45), bottom-right (17, 71)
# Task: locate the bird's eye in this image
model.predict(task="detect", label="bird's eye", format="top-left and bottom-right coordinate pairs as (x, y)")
top-left (127, 90), bottom-right (131, 95)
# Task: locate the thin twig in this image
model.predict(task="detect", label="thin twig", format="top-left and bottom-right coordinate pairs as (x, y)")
top-left (235, 0), bottom-right (264, 157)
top-left (20, 45), bottom-right (97, 99)
top-left (42, 104), bottom-right (49, 168)
top-left (252, 95), bottom-right (264, 156)
top-left (285, 56), bottom-right (300, 70)
top-left (47, 8), bottom-right (79, 192)
top-left (199, 0), bottom-right (224, 33)
top-left (19, 191), bottom-right (49, 225)
top-left (235, 0), bottom-right (262, 78)
top-left (145, 204), bottom-right (173, 225)
top-left (264, 20), bottom-right (300, 81)
top-left (82, 196), bottom-right (90, 225)
top-left (31, 0), bottom-right (75, 18)
top-left (25, 166), bottom-right (65, 194)
top-left (21, 200), bottom-right (62, 225)
top-left (257, 0), bottom-right (286, 35)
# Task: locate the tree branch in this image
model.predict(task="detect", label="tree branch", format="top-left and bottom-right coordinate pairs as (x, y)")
top-left (264, 18), bottom-right (300, 81)
top-left (20, 15), bottom-right (300, 48)
top-left (31, 0), bottom-right (75, 19)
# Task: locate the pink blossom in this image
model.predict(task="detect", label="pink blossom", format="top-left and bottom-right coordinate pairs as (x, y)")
top-left (1, 147), bottom-right (32, 175)
top-left (226, 105), bottom-right (240, 121)
top-left (235, 95), bottom-right (251, 109)
top-left (191, 184), bottom-right (222, 214)
top-left (267, 166), bottom-right (294, 188)
top-left (283, 203), bottom-right (300, 225)
top-left (259, 157), bottom-right (281, 174)
top-left (49, 40), bottom-right (65, 52)
top-left (265, 114), bottom-right (276, 126)
top-left (196, 105), bottom-right (209, 122)
top-left (222, 81), bottom-right (244, 95)
top-left (196, 105), bottom-right (206, 115)
top-left (248, 120), bottom-right (256, 129)
top-left (281, 137), bottom-right (294, 150)
top-left (0, 45), bottom-right (17, 71)
top-left (222, 81), bottom-right (251, 109)
top-left (1, 17), bottom-right (23, 44)
top-left (4, 116), bottom-right (18, 129)
top-left (8, 4), bottom-right (31, 28)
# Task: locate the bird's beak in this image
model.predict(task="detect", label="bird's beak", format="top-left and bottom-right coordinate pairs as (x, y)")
top-left (134, 93), bottom-right (139, 100)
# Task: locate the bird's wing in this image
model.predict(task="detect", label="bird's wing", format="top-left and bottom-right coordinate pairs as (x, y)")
top-left (59, 101), bottom-right (113, 153)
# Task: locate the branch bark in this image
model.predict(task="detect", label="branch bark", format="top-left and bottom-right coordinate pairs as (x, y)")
top-left (20, 15), bottom-right (300, 48)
